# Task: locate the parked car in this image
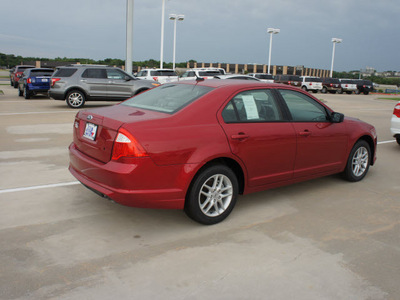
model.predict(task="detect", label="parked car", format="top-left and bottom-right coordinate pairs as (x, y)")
top-left (321, 77), bottom-right (341, 94)
top-left (180, 68), bottom-right (226, 80)
top-left (248, 73), bottom-right (274, 83)
top-left (300, 76), bottom-right (323, 93)
top-left (274, 75), bottom-right (302, 88)
top-left (49, 65), bottom-right (160, 108)
top-left (69, 80), bottom-right (377, 225)
top-left (390, 102), bottom-right (400, 145)
top-left (10, 65), bottom-right (35, 88)
top-left (136, 68), bottom-right (178, 84)
top-left (213, 74), bottom-right (260, 81)
top-left (338, 79), bottom-right (357, 94)
top-left (354, 80), bottom-right (374, 95)
top-left (17, 68), bottom-right (54, 99)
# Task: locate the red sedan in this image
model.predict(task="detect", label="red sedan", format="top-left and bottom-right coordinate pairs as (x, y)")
top-left (69, 80), bottom-right (377, 224)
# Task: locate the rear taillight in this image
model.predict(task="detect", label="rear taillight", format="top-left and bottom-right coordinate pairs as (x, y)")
top-left (288, 81), bottom-right (291, 84)
top-left (310, 83), bottom-right (313, 86)
top-left (153, 76), bottom-right (158, 81)
top-left (330, 83), bottom-right (333, 87)
top-left (27, 78), bottom-right (31, 84)
top-left (51, 78), bottom-right (61, 87)
top-left (393, 103), bottom-right (400, 118)
top-left (111, 128), bottom-right (148, 160)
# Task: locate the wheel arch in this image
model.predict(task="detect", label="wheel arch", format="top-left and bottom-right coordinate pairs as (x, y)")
top-left (64, 87), bottom-right (88, 100)
top-left (134, 88), bottom-right (149, 95)
top-left (356, 135), bottom-right (376, 166)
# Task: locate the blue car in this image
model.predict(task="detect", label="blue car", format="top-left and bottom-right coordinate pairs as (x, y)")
top-left (18, 68), bottom-right (54, 99)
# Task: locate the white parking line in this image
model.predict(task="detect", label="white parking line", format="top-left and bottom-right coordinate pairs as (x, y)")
top-left (378, 140), bottom-right (396, 145)
top-left (0, 181), bottom-right (80, 194)
top-left (0, 111), bottom-right (75, 116)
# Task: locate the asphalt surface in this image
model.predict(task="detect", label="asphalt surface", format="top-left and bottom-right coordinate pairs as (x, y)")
top-left (0, 84), bottom-right (399, 300)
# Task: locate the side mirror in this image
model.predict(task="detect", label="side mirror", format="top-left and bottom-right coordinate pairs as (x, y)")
top-left (331, 112), bottom-right (344, 123)
top-left (124, 76), bottom-right (132, 81)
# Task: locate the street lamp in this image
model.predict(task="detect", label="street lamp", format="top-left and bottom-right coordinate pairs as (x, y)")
top-left (160, 0), bottom-right (166, 69)
top-left (267, 27), bottom-right (280, 74)
top-left (125, 0), bottom-right (134, 74)
top-left (169, 14), bottom-right (185, 70)
top-left (330, 38), bottom-right (342, 77)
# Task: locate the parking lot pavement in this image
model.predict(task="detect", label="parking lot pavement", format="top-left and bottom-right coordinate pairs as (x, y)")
top-left (0, 84), bottom-right (399, 299)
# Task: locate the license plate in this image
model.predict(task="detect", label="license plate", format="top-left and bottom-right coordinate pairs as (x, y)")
top-left (83, 123), bottom-right (98, 141)
top-left (42, 78), bottom-right (48, 82)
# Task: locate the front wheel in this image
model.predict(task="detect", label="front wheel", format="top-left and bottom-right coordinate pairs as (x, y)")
top-left (185, 165), bottom-right (238, 225)
top-left (66, 90), bottom-right (85, 108)
top-left (342, 140), bottom-right (371, 182)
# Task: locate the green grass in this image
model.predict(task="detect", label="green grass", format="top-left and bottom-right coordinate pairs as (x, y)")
top-left (377, 97), bottom-right (400, 101)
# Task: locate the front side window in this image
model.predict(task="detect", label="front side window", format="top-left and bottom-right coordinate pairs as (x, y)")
top-left (278, 89), bottom-right (328, 122)
top-left (222, 89), bottom-right (282, 123)
top-left (122, 84), bottom-right (214, 113)
top-left (106, 69), bottom-right (130, 80)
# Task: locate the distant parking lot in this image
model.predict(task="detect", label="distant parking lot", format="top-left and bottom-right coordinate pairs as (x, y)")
top-left (0, 83), bottom-right (399, 299)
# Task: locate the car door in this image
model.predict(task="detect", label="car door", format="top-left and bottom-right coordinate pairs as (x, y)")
top-left (80, 68), bottom-right (108, 97)
top-left (219, 89), bottom-right (296, 187)
top-left (277, 89), bottom-right (348, 178)
top-left (106, 68), bottom-right (134, 99)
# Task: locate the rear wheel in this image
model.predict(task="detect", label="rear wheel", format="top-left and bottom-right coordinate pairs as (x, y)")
top-left (363, 91), bottom-right (369, 95)
top-left (23, 86), bottom-right (31, 99)
top-left (66, 90), bottom-right (85, 108)
top-left (13, 81), bottom-right (18, 88)
top-left (396, 135), bottom-right (400, 145)
top-left (185, 164), bottom-right (238, 225)
top-left (342, 140), bottom-right (371, 182)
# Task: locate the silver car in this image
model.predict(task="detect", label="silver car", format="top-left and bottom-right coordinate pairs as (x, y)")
top-left (49, 65), bottom-right (160, 108)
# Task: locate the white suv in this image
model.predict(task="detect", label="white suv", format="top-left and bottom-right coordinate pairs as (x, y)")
top-left (390, 102), bottom-right (400, 145)
top-left (180, 68), bottom-right (226, 81)
top-left (301, 76), bottom-right (323, 93)
top-left (338, 79), bottom-right (358, 94)
top-left (248, 73), bottom-right (274, 83)
top-left (136, 69), bottom-right (179, 84)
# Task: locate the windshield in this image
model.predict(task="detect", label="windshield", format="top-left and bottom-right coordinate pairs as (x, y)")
top-left (122, 84), bottom-right (214, 113)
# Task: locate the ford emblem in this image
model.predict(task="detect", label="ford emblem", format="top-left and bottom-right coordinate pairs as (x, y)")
top-left (87, 115), bottom-right (93, 120)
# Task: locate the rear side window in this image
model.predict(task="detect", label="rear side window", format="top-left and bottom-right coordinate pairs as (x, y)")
top-left (137, 70), bottom-right (148, 77)
top-left (222, 89), bottom-right (282, 123)
top-left (82, 68), bottom-right (107, 79)
top-left (53, 68), bottom-right (78, 77)
top-left (122, 84), bottom-right (214, 113)
top-left (150, 70), bottom-right (177, 76)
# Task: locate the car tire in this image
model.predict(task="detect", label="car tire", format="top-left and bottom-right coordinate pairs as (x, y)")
top-left (23, 86), bottom-right (31, 99)
top-left (363, 91), bottom-right (369, 95)
top-left (13, 81), bottom-right (18, 88)
top-left (346, 91), bottom-right (352, 94)
top-left (321, 87), bottom-right (327, 93)
top-left (312, 90), bottom-right (318, 93)
top-left (185, 164), bottom-right (238, 225)
top-left (342, 140), bottom-right (371, 182)
top-left (338, 88), bottom-right (343, 94)
top-left (18, 86), bottom-right (23, 97)
top-left (66, 90), bottom-right (85, 108)
top-left (302, 86), bottom-right (308, 92)
top-left (396, 135), bottom-right (400, 145)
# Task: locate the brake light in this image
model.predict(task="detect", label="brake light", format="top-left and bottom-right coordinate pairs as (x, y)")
top-left (112, 128), bottom-right (148, 160)
top-left (393, 103), bottom-right (400, 118)
top-left (310, 83), bottom-right (313, 86)
top-left (51, 78), bottom-right (61, 87)
top-left (153, 76), bottom-right (158, 81)
top-left (330, 83), bottom-right (333, 87)
top-left (27, 78), bottom-right (31, 84)
top-left (288, 81), bottom-right (291, 84)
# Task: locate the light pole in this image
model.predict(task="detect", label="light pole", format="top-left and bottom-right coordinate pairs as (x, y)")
top-left (169, 14), bottom-right (184, 70)
top-left (125, 0), bottom-right (134, 74)
top-left (330, 38), bottom-right (342, 77)
top-left (160, 0), bottom-right (165, 69)
top-left (267, 27), bottom-right (280, 74)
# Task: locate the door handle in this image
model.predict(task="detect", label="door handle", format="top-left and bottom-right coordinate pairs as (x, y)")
top-left (231, 133), bottom-right (249, 140)
top-left (299, 130), bottom-right (311, 137)
top-left (80, 79), bottom-right (87, 82)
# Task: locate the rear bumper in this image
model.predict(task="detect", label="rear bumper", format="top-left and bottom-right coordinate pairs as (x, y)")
top-left (69, 143), bottom-right (190, 209)
top-left (49, 90), bottom-right (65, 100)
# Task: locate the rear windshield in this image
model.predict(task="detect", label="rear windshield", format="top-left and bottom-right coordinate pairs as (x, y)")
top-left (305, 77), bottom-right (322, 82)
top-left (150, 70), bottom-right (177, 76)
top-left (17, 66), bottom-right (34, 72)
top-left (53, 68), bottom-right (78, 77)
top-left (340, 79), bottom-right (355, 84)
top-left (122, 84), bottom-right (214, 114)
top-left (30, 70), bottom-right (54, 76)
top-left (199, 71), bottom-right (222, 76)
top-left (255, 74), bottom-right (274, 79)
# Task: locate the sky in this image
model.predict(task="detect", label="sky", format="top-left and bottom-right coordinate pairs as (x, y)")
top-left (1, 0), bottom-right (399, 72)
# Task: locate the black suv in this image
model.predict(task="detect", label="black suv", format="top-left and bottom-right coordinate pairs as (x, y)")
top-left (354, 80), bottom-right (374, 95)
top-left (321, 77), bottom-right (341, 94)
top-left (49, 65), bottom-right (160, 108)
top-left (274, 75), bottom-right (302, 87)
